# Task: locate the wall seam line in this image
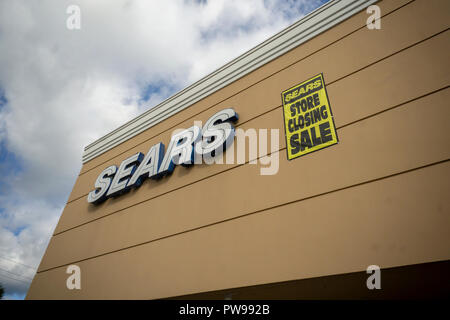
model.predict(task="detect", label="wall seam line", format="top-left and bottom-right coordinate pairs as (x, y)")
top-left (39, 158), bottom-right (450, 274)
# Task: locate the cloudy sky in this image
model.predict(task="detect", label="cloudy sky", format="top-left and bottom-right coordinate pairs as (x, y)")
top-left (0, 0), bottom-right (328, 299)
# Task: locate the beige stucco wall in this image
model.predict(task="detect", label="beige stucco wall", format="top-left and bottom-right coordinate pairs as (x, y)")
top-left (27, 0), bottom-right (450, 299)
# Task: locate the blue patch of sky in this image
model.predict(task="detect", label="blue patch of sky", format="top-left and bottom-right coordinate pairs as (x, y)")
top-left (0, 139), bottom-right (26, 234)
top-left (184, 0), bottom-right (207, 6)
top-left (0, 87), bottom-right (24, 198)
top-left (0, 221), bottom-right (28, 237)
top-left (140, 83), bottom-right (162, 102)
top-left (0, 140), bottom-right (24, 188)
top-left (199, 0), bottom-right (331, 44)
top-left (12, 226), bottom-right (26, 236)
top-left (138, 81), bottom-right (179, 107)
top-left (0, 140), bottom-right (28, 238)
top-left (199, 18), bottom-right (256, 43)
top-left (272, 0), bottom-right (331, 21)
top-left (0, 86), bottom-right (7, 110)
top-left (4, 292), bottom-right (27, 300)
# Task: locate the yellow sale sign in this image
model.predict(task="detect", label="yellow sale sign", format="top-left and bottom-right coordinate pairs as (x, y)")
top-left (281, 73), bottom-right (338, 160)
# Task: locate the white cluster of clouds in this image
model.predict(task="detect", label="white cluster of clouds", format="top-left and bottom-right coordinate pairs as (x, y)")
top-left (0, 0), bottom-right (326, 299)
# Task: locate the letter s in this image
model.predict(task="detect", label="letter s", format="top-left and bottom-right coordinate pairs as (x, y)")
top-left (87, 165), bottom-right (117, 204)
top-left (199, 108), bottom-right (238, 157)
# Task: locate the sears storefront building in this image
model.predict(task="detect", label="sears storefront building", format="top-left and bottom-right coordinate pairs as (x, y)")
top-left (27, 0), bottom-right (450, 299)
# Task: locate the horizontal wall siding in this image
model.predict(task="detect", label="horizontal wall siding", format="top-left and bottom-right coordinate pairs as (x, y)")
top-left (38, 87), bottom-right (450, 271)
top-left (28, 161), bottom-right (450, 299)
top-left (28, 0), bottom-right (450, 299)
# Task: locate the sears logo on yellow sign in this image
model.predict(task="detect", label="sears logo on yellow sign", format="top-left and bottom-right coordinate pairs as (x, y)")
top-left (282, 73), bottom-right (338, 160)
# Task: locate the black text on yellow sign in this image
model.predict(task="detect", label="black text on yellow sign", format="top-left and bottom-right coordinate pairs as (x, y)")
top-left (282, 73), bottom-right (338, 160)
